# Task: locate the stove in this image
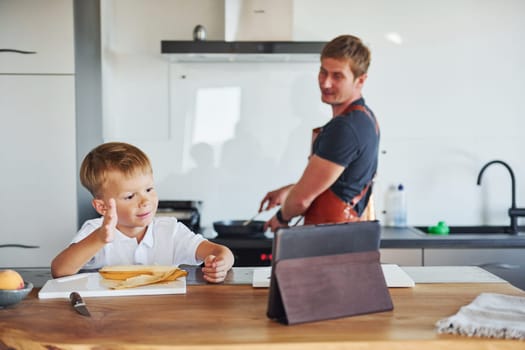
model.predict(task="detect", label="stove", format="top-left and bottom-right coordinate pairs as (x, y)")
top-left (211, 236), bottom-right (273, 267)
top-left (157, 201), bottom-right (272, 267)
top-left (157, 200), bottom-right (202, 233)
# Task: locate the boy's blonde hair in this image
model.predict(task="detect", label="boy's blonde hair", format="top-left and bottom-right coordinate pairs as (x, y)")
top-left (321, 35), bottom-right (371, 79)
top-left (80, 142), bottom-right (152, 198)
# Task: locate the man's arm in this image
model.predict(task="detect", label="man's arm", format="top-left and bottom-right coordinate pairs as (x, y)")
top-left (267, 155), bottom-right (344, 231)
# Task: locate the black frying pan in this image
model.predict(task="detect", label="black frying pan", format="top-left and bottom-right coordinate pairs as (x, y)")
top-left (213, 220), bottom-right (266, 238)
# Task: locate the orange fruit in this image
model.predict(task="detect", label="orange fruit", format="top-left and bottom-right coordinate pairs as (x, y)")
top-left (0, 269), bottom-right (24, 290)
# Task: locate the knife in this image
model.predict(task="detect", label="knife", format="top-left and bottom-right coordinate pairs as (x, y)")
top-left (69, 292), bottom-right (91, 317)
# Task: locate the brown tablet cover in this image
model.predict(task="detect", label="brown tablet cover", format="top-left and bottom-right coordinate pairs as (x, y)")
top-left (274, 250), bottom-right (393, 325)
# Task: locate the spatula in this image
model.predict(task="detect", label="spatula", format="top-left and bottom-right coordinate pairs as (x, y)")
top-left (242, 212), bottom-right (261, 226)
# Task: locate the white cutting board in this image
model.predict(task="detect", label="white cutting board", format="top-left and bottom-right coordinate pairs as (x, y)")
top-left (252, 264), bottom-right (415, 288)
top-left (401, 266), bottom-right (506, 283)
top-left (38, 272), bottom-right (186, 299)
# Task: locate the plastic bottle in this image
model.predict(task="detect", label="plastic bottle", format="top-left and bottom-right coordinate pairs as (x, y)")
top-left (385, 184), bottom-right (407, 227)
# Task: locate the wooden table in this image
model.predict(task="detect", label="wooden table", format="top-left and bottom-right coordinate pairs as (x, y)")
top-left (1, 282), bottom-right (524, 349)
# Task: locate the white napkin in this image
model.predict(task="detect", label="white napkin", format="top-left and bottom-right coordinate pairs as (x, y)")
top-left (436, 293), bottom-right (525, 339)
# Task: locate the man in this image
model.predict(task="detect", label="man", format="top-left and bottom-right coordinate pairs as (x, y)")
top-left (258, 35), bottom-right (379, 232)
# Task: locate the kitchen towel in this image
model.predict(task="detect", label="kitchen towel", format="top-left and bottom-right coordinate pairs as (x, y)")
top-left (436, 292), bottom-right (525, 339)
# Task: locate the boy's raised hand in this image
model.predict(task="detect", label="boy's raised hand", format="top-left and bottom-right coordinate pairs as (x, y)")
top-left (99, 198), bottom-right (117, 243)
top-left (201, 255), bottom-right (228, 283)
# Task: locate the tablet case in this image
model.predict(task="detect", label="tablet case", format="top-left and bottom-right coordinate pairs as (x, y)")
top-left (274, 250), bottom-right (393, 325)
top-left (266, 221), bottom-right (393, 325)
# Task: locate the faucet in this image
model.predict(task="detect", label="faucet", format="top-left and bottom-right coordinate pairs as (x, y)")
top-left (477, 160), bottom-right (525, 234)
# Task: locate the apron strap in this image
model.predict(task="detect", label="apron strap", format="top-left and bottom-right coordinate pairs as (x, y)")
top-left (341, 104), bottom-right (378, 208)
top-left (343, 104), bottom-right (380, 136)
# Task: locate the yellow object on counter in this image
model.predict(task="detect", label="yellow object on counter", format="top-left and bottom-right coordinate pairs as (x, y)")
top-left (99, 265), bottom-right (187, 289)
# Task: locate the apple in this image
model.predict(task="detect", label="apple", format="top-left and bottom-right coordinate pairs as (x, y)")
top-left (0, 269), bottom-right (25, 290)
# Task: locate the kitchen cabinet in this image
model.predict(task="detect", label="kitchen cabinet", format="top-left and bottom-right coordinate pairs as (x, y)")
top-left (0, 76), bottom-right (77, 267)
top-left (0, 0), bottom-right (76, 267)
top-left (0, 0), bottom-right (74, 74)
top-left (380, 248), bottom-right (422, 266)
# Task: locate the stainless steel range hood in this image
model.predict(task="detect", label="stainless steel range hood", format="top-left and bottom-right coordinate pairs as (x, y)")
top-left (161, 0), bottom-right (326, 62)
top-left (160, 40), bottom-right (326, 62)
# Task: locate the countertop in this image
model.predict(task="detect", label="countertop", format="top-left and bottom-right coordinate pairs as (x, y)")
top-left (211, 226), bottom-right (525, 249)
top-left (13, 225), bottom-right (525, 288)
top-left (1, 277), bottom-right (524, 349)
top-left (16, 265), bottom-right (254, 289)
top-left (381, 226), bottom-right (525, 248)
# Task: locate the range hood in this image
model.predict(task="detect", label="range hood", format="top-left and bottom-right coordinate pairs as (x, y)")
top-left (161, 0), bottom-right (325, 62)
top-left (161, 40), bottom-right (326, 62)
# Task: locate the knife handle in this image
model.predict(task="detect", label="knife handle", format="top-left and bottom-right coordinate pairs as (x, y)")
top-left (70, 291), bottom-right (84, 306)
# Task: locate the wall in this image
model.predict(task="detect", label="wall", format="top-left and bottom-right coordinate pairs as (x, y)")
top-left (96, 0), bottom-right (525, 228)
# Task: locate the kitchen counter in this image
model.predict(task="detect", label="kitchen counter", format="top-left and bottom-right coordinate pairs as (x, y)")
top-left (210, 226), bottom-right (525, 290)
top-left (211, 226), bottom-right (525, 250)
top-left (381, 226), bottom-right (525, 248)
top-left (15, 265), bottom-right (255, 289)
top-left (13, 226), bottom-right (525, 288)
top-left (1, 274), bottom-right (524, 349)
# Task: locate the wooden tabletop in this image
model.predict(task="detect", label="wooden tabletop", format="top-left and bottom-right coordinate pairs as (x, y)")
top-left (1, 282), bottom-right (524, 349)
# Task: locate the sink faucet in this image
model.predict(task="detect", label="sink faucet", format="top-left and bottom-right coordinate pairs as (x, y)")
top-left (477, 160), bottom-right (525, 234)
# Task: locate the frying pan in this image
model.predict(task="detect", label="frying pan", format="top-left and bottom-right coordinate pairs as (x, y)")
top-left (213, 220), bottom-right (266, 238)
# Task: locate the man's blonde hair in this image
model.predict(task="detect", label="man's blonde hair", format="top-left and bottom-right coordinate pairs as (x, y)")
top-left (321, 35), bottom-right (371, 79)
top-left (80, 142), bottom-right (152, 198)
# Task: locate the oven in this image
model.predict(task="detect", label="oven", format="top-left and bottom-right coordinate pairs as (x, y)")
top-left (157, 200), bottom-right (202, 233)
top-left (210, 236), bottom-right (273, 267)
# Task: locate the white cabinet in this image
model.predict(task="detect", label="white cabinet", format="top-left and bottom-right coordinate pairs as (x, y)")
top-left (0, 0), bottom-right (76, 267)
top-left (0, 76), bottom-right (77, 267)
top-left (0, 0), bottom-right (74, 74)
top-left (380, 248), bottom-right (423, 266)
top-left (424, 248), bottom-right (524, 267)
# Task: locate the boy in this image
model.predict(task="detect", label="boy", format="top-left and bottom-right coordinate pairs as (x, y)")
top-left (51, 142), bottom-right (234, 283)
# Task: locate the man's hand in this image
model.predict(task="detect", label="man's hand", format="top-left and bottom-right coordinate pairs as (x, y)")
top-left (258, 184), bottom-right (294, 212)
top-left (264, 215), bottom-right (289, 233)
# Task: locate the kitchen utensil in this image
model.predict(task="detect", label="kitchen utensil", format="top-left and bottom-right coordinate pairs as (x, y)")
top-left (243, 212), bottom-right (261, 226)
top-left (213, 220), bottom-right (266, 238)
top-left (0, 281), bottom-right (33, 308)
top-left (70, 292), bottom-right (91, 317)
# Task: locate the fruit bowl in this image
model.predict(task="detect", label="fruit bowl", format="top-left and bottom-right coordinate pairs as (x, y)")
top-left (0, 282), bottom-right (33, 308)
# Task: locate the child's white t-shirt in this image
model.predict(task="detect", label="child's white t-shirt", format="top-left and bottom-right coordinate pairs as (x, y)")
top-left (71, 216), bottom-right (206, 269)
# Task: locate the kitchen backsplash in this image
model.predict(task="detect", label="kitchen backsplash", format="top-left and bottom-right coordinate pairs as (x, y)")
top-left (99, 0), bottom-right (525, 228)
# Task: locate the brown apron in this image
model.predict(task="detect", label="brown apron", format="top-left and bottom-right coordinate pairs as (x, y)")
top-left (304, 104), bottom-right (379, 225)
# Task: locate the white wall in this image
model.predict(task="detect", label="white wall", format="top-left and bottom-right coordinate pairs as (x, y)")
top-left (100, 0), bottom-right (525, 228)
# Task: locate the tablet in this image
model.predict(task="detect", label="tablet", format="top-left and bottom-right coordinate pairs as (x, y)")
top-left (266, 220), bottom-right (382, 322)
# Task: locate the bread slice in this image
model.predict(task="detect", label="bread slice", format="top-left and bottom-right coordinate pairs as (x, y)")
top-left (99, 265), bottom-right (184, 281)
top-left (98, 265), bottom-right (188, 289)
top-left (111, 268), bottom-right (188, 290)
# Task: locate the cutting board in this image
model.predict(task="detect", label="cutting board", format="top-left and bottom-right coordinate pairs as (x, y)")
top-left (38, 272), bottom-right (186, 299)
top-left (252, 264), bottom-right (415, 288)
top-left (401, 266), bottom-right (506, 283)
